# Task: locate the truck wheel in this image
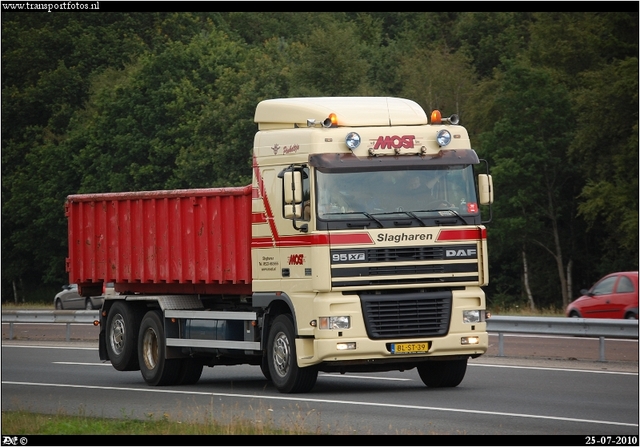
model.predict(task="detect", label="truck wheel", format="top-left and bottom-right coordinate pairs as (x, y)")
top-left (176, 358), bottom-right (204, 385)
top-left (138, 310), bottom-right (181, 386)
top-left (417, 359), bottom-right (467, 388)
top-left (260, 354), bottom-right (272, 381)
top-left (106, 301), bottom-right (142, 371)
top-left (267, 314), bottom-right (317, 393)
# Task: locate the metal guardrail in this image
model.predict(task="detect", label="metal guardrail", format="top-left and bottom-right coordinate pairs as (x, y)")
top-left (2, 310), bottom-right (99, 342)
top-left (487, 316), bottom-right (638, 362)
top-left (1, 311), bottom-right (638, 361)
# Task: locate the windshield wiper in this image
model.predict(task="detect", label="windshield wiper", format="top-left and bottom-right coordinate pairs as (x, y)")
top-left (406, 211), bottom-right (427, 226)
top-left (362, 212), bottom-right (384, 227)
top-left (418, 208), bottom-right (469, 225)
top-left (342, 211), bottom-right (384, 227)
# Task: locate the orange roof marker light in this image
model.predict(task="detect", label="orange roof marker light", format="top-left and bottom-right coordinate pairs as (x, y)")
top-left (306, 112), bottom-right (338, 128)
top-left (431, 109), bottom-right (460, 125)
top-left (326, 112), bottom-right (338, 127)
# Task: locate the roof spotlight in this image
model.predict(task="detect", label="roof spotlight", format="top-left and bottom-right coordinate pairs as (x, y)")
top-left (345, 132), bottom-right (361, 150)
top-left (436, 129), bottom-right (452, 147)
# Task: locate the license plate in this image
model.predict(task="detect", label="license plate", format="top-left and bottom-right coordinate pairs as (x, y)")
top-left (390, 342), bottom-right (430, 354)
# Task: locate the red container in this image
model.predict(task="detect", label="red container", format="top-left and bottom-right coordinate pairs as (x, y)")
top-left (66, 186), bottom-right (253, 296)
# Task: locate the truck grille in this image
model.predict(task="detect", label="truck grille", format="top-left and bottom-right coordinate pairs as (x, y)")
top-left (330, 244), bottom-right (479, 288)
top-left (360, 290), bottom-right (452, 339)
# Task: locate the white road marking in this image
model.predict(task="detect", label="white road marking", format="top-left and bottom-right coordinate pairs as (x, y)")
top-left (468, 363), bottom-right (638, 375)
top-left (53, 362), bottom-right (112, 366)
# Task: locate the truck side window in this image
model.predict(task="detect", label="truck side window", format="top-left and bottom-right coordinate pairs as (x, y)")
top-left (302, 167), bottom-right (310, 221)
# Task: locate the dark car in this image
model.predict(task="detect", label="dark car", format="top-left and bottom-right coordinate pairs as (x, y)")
top-left (53, 284), bottom-right (105, 310)
top-left (566, 271), bottom-right (639, 319)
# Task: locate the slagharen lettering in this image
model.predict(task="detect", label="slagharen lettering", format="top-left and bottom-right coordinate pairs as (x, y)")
top-left (377, 233), bottom-right (432, 243)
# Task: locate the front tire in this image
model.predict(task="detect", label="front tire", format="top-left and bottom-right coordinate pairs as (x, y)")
top-left (85, 299), bottom-right (94, 310)
top-left (267, 314), bottom-right (317, 393)
top-left (260, 354), bottom-right (272, 381)
top-left (417, 359), bottom-right (467, 388)
top-left (106, 301), bottom-right (142, 371)
top-left (176, 358), bottom-right (204, 385)
top-left (138, 310), bottom-right (181, 386)
top-left (55, 299), bottom-right (63, 310)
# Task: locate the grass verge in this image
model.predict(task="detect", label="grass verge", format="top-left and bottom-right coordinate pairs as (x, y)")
top-left (1, 410), bottom-right (315, 435)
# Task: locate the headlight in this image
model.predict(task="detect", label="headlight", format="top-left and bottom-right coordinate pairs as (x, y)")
top-left (463, 310), bottom-right (484, 324)
top-left (436, 129), bottom-right (451, 147)
top-left (345, 132), bottom-right (361, 150)
top-left (319, 316), bottom-right (351, 330)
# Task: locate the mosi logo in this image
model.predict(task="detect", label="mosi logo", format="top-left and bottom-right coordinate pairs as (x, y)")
top-left (445, 248), bottom-right (477, 258)
top-left (288, 254), bottom-right (304, 265)
top-left (373, 135), bottom-right (416, 150)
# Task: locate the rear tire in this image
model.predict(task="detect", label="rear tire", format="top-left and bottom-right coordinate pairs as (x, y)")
top-left (267, 314), bottom-right (317, 393)
top-left (138, 310), bottom-right (181, 386)
top-left (106, 301), bottom-right (143, 371)
top-left (417, 359), bottom-right (467, 388)
top-left (85, 299), bottom-right (94, 310)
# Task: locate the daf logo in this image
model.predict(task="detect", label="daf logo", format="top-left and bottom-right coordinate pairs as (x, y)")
top-left (332, 253), bottom-right (366, 262)
top-left (446, 249), bottom-right (477, 258)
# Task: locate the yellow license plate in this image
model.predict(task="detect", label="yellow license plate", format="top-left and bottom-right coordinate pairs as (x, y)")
top-left (391, 342), bottom-right (429, 354)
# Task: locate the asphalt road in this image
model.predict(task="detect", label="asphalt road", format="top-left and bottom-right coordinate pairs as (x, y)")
top-left (2, 320), bottom-right (639, 438)
top-left (2, 339), bottom-right (638, 437)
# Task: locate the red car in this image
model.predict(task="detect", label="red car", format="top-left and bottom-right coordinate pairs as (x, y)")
top-left (566, 271), bottom-right (639, 319)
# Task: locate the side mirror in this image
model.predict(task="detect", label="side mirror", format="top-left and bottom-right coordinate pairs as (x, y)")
top-left (284, 203), bottom-right (303, 219)
top-left (283, 171), bottom-right (303, 206)
top-left (283, 171), bottom-right (303, 219)
top-left (478, 174), bottom-right (494, 205)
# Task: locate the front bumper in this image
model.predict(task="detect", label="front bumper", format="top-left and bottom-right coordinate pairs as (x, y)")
top-left (296, 330), bottom-right (488, 368)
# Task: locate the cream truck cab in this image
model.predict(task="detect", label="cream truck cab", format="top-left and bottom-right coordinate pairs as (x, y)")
top-left (250, 97), bottom-right (493, 391)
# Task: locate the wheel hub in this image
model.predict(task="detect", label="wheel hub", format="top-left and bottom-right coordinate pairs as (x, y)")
top-left (273, 332), bottom-right (290, 378)
top-left (109, 316), bottom-right (125, 355)
top-left (142, 327), bottom-right (159, 370)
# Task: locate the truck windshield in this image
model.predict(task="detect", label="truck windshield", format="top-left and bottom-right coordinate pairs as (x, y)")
top-left (316, 166), bottom-right (479, 224)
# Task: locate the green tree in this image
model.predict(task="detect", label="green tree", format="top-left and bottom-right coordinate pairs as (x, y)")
top-left (527, 12), bottom-right (639, 87)
top-left (479, 61), bottom-right (577, 309)
top-left (569, 57), bottom-right (639, 273)
top-left (397, 48), bottom-right (478, 118)
top-left (1, 12), bottom-right (213, 298)
top-left (72, 28), bottom-right (255, 192)
top-left (1, 13), bottom-right (165, 299)
top-left (288, 21), bottom-right (372, 96)
top-left (454, 12), bottom-right (532, 80)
